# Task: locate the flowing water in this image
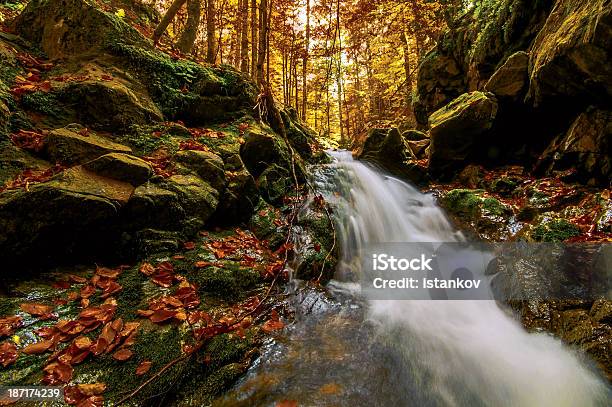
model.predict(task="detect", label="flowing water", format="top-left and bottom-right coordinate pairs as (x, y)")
top-left (215, 151), bottom-right (610, 407)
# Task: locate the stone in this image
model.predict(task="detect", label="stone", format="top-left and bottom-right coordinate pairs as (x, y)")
top-left (537, 109), bottom-right (611, 185)
top-left (83, 153), bottom-right (153, 186)
top-left (211, 154), bottom-right (259, 225)
top-left (123, 182), bottom-right (185, 231)
top-left (358, 128), bottom-right (388, 160)
top-left (484, 51), bottom-right (529, 100)
top-left (402, 129), bottom-right (428, 141)
top-left (379, 128), bottom-right (415, 162)
top-left (529, 0), bottom-right (612, 106)
top-left (240, 130), bottom-right (290, 178)
top-left (13, 0), bottom-right (149, 60)
top-left (162, 175), bottom-right (219, 224)
top-left (428, 92), bottom-right (498, 178)
top-left (175, 150), bottom-right (226, 191)
top-left (407, 139), bottom-right (430, 159)
top-left (45, 125), bottom-right (132, 165)
top-left (257, 164), bottom-right (292, 205)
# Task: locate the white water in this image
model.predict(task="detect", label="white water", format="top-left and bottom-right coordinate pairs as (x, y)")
top-left (322, 151), bottom-right (609, 407)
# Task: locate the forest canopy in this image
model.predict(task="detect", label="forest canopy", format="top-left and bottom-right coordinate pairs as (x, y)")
top-left (147, 0), bottom-right (472, 146)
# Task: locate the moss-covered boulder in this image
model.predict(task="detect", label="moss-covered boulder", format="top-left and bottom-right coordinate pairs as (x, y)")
top-left (358, 128), bottom-right (388, 161)
top-left (175, 150), bottom-right (226, 192)
top-left (484, 51), bottom-right (529, 100)
top-left (295, 204), bottom-right (338, 282)
top-left (428, 92), bottom-right (498, 178)
top-left (440, 189), bottom-right (513, 241)
top-left (530, 218), bottom-right (581, 243)
top-left (240, 130), bottom-right (291, 178)
top-left (123, 182), bottom-right (185, 231)
top-left (13, 0), bottom-right (149, 59)
top-left (536, 108), bottom-right (611, 185)
top-left (44, 125), bottom-right (132, 165)
top-left (0, 167), bottom-right (133, 266)
top-left (83, 153), bottom-right (153, 186)
top-left (211, 154), bottom-right (259, 224)
top-left (529, 0), bottom-right (612, 107)
top-left (402, 129), bottom-right (428, 141)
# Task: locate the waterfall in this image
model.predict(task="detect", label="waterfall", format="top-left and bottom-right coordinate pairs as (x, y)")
top-left (314, 151), bottom-right (609, 407)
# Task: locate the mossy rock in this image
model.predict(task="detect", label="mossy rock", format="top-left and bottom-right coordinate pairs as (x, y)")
top-left (440, 189), bottom-right (485, 219)
top-left (257, 164), bottom-right (292, 205)
top-left (240, 130), bottom-right (291, 179)
top-left (83, 153), bottom-right (153, 186)
top-left (531, 218), bottom-right (581, 242)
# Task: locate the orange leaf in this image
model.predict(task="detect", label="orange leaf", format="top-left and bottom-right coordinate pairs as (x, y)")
top-left (139, 262), bottom-right (156, 276)
top-left (112, 348), bottom-right (133, 361)
top-left (22, 339), bottom-right (54, 354)
top-left (135, 360), bottom-right (152, 376)
top-left (20, 302), bottom-right (54, 316)
top-left (77, 383), bottom-right (106, 396)
top-left (0, 341), bottom-right (18, 367)
top-left (276, 401), bottom-right (298, 407)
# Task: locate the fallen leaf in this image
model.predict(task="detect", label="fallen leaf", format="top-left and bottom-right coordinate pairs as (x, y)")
top-left (139, 262), bottom-right (156, 276)
top-left (149, 309), bottom-right (178, 324)
top-left (112, 348), bottom-right (133, 361)
top-left (0, 315), bottom-right (22, 337)
top-left (276, 401), bottom-right (298, 407)
top-left (22, 339), bottom-right (54, 354)
top-left (0, 341), bottom-right (18, 367)
top-left (77, 383), bottom-right (106, 396)
top-left (135, 360), bottom-right (152, 376)
top-left (20, 302), bottom-right (54, 316)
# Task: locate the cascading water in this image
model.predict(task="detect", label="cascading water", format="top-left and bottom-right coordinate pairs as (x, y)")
top-left (216, 151), bottom-right (610, 407)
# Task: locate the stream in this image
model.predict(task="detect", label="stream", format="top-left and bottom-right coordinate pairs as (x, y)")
top-left (214, 151), bottom-right (610, 407)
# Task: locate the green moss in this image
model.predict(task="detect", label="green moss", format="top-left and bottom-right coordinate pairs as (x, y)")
top-left (118, 124), bottom-right (178, 156)
top-left (442, 189), bottom-right (484, 218)
top-left (205, 333), bottom-right (252, 369)
top-left (482, 197), bottom-right (507, 217)
top-left (20, 91), bottom-right (64, 117)
top-left (189, 266), bottom-right (260, 300)
top-left (532, 219), bottom-right (581, 242)
top-left (115, 266), bottom-right (146, 320)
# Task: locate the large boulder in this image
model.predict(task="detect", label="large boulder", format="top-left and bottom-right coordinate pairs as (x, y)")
top-left (529, 0), bottom-right (612, 107)
top-left (428, 92), bottom-right (498, 178)
top-left (484, 51), bottom-right (530, 101)
top-left (122, 182), bottom-right (185, 231)
top-left (83, 153), bottom-right (153, 186)
top-left (44, 125), bottom-right (132, 165)
top-left (0, 167), bottom-right (134, 265)
top-left (13, 0), bottom-right (149, 59)
top-left (211, 153), bottom-right (258, 224)
top-left (240, 130), bottom-right (291, 178)
top-left (536, 108), bottom-right (611, 185)
top-left (175, 150), bottom-right (226, 191)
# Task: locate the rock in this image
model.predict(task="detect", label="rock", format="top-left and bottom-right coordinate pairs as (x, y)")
top-left (0, 146), bottom-right (50, 185)
top-left (175, 150), bottom-right (226, 191)
top-left (428, 92), bottom-right (498, 178)
top-left (162, 175), bottom-right (219, 226)
top-left (248, 199), bottom-right (286, 250)
top-left (212, 154), bottom-right (259, 224)
top-left (62, 74), bottom-right (164, 131)
top-left (484, 51), bottom-right (529, 100)
top-left (281, 108), bottom-right (315, 159)
top-left (13, 0), bottom-right (149, 59)
top-left (295, 205), bottom-right (338, 283)
top-left (439, 189), bottom-right (513, 241)
top-left (240, 130), bottom-right (291, 178)
top-left (0, 167), bottom-right (134, 265)
top-left (358, 128), bottom-right (388, 160)
top-left (83, 153), bottom-right (153, 186)
top-left (379, 128), bottom-right (415, 162)
top-left (529, 0), bottom-right (612, 106)
top-left (45, 125), bottom-right (132, 165)
top-left (407, 139), bottom-right (430, 158)
top-left (590, 299), bottom-right (612, 324)
top-left (530, 218), bottom-right (581, 243)
top-left (402, 129), bottom-right (428, 141)
top-left (257, 164), bottom-right (292, 205)
top-left (414, 51), bottom-right (466, 125)
top-left (123, 182), bottom-right (185, 231)
top-left (537, 109), bottom-right (611, 185)
top-left (456, 165), bottom-right (485, 189)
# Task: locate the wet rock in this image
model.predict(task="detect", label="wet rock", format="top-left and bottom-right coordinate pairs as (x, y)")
top-left (529, 0), bottom-right (612, 106)
top-left (84, 153), bottom-right (152, 186)
top-left (428, 92), bottom-right (498, 178)
top-left (257, 164), bottom-right (292, 205)
top-left (281, 107), bottom-right (315, 160)
top-left (161, 174), bottom-right (219, 226)
top-left (44, 125), bottom-right (132, 165)
top-left (439, 189), bottom-right (513, 241)
top-left (295, 204), bottom-right (338, 283)
top-left (358, 128), bottom-right (388, 160)
top-left (175, 150), bottom-right (226, 191)
top-left (14, 0), bottom-right (149, 59)
top-left (484, 51), bottom-right (529, 100)
top-left (248, 200), bottom-right (286, 250)
top-left (536, 108), bottom-right (611, 186)
top-left (591, 299), bottom-right (612, 324)
top-left (529, 217), bottom-right (581, 243)
top-left (455, 165), bottom-right (485, 189)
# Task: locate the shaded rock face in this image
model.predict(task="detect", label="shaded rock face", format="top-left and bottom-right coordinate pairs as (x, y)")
top-left (13, 0), bottom-right (149, 59)
top-left (537, 108), bottom-right (611, 185)
top-left (44, 125), bottom-right (133, 165)
top-left (529, 0), bottom-right (612, 107)
top-left (484, 51), bottom-right (529, 101)
top-left (175, 150), bottom-right (226, 192)
top-left (240, 130), bottom-right (291, 178)
top-left (428, 91), bottom-right (498, 178)
top-left (358, 128), bottom-right (429, 186)
top-left (83, 153), bottom-right (153, 186)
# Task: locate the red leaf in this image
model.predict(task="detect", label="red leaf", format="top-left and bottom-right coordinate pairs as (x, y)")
top-left (20, 302), bottom-right (54, 316)
top-left (0, 341), bottom-right (18, 367)
top-left (135, 360), bottom-right (152, 376)
top-left (112, 348), bottom-right (133, 361)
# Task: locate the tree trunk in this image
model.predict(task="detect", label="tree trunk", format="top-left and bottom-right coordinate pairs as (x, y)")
top-left (302, 0), bottom-right (310, 121)
top-left (250, 0), bottom-right (258, 79)
top-left (177, 0), bottom-right (201, 54)
top-left (336, 0), bottom-right (344, 146)
top-left (400, 29), bottom-right (412, 107)
top-left (240, 0), bottom-right (249, 72)
top-left (153, 0), bottom-right (188, 45)
top-left (256, 0), bottom-right (268, 85)
top-left (206, 0), bottom-right (217, 63)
